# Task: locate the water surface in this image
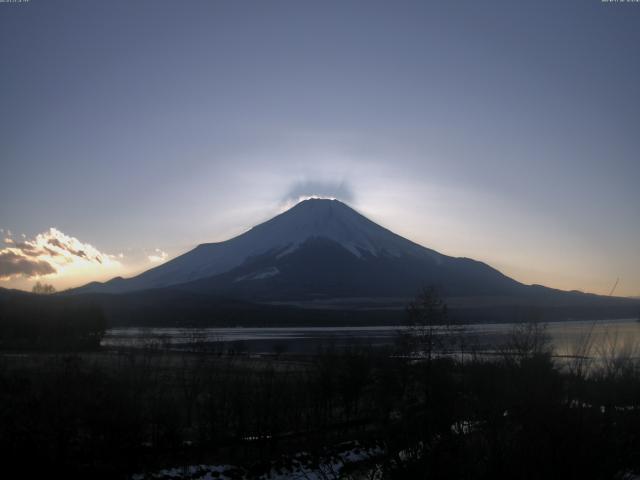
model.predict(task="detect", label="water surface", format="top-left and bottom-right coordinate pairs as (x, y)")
top-left (103, 318), bottom-right (640, 358)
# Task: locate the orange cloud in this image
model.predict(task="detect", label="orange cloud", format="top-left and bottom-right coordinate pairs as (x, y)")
top-left (0, 228), bottom-right (121, 281)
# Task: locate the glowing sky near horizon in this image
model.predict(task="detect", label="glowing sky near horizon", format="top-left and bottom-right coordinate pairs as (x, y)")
top-left (1, 0), bottom-right (639, 296)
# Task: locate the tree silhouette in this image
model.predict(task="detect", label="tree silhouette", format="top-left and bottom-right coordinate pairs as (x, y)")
top-left (32, 281), bottom-right (56, 295)
top-left (406, 286), bottom-right (448, 361)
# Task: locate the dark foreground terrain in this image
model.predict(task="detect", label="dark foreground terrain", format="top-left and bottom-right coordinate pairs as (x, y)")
top-left (1, 289), bottom-right (640, 478)
top-left (2, 328), bottom-right (640, 479)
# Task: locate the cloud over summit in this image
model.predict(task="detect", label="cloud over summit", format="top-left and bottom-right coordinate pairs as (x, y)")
top-left (282, 180), bottom-right (355, 205)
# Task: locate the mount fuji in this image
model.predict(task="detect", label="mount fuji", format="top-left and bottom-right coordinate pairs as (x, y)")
top-left (66, 198), bottom-right (639, 325)
top-left (73, 198), bottom-right (524, 300)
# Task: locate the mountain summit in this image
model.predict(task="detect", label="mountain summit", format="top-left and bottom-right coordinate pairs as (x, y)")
top-left (74, 199), bottom-right (523, 299)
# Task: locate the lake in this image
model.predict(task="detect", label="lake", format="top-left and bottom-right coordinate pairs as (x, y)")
top-left (103, 318), bottom-right (640, 359)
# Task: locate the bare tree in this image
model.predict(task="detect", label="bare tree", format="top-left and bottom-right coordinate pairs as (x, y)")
top-left (596, 329), bottom-right (640, 380)
top-left (405, 286), bottom-right (449, 361)
top-left (502, 316), bottom-right (552, 366)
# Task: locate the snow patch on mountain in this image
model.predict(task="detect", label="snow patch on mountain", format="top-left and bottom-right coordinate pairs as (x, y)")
top-left (235, 267), bottom-right (280, 282)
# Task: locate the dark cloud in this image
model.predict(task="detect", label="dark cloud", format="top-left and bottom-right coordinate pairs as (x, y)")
top-left (0, 251), bottom-right (56, 279)
top-left (283, 180), bottom-right (354, 204)
top-left (48, 236), bottom-right (92, 260)
top-left (47, 238), bottom-right (65, 249)
top-left (12, 242), bottom-right (40, 256)
top-left (43, 246), bottom-right (62, 257)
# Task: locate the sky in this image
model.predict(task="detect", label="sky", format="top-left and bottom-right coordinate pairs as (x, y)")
top-left (1, 0), bottom-right (639, 296)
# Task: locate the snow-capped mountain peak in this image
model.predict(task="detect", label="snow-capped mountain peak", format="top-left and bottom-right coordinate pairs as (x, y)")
top-left (75, 199), bottom-right (442, 293)
top-left (245, 198), bottom-right (433, 258)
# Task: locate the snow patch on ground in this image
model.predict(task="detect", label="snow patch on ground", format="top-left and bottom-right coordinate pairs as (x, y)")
top-left (131, 441), bottom-right (383, 480)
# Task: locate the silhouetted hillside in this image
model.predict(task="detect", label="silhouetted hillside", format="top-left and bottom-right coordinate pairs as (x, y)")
top-left (0, 288), bottom-right (106, 350)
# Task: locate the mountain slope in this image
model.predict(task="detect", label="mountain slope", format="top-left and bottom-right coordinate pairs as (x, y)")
top-left (73, 199), bottom-right (462, 295)
top-left (179, 236), bottom-right (524, 300)
top-left (73, 198), bottom-right (623, 304)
